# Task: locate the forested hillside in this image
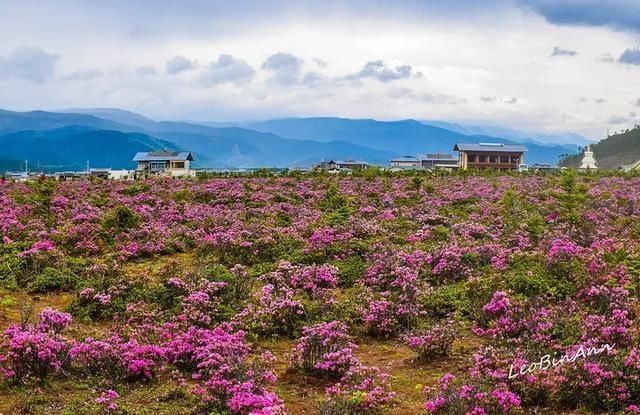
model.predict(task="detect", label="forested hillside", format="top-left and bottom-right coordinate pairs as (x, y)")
top-left (560, 125), bottom-right (640, 169)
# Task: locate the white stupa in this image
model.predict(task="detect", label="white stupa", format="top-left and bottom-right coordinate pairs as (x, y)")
top-left (579, 145), bottom-right (598, 171)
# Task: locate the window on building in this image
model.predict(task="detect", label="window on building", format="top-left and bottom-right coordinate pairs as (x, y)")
top-left (173, 161), bottom-right (185, 169)
top-left (490, 156), bottom-right (498, 163)
top-left (468, 154), bottom-right (477, 162)
top-left (500, 156), bottom-right (509, 163)
top-left (149, 162), bottom-right (167, 171)
top-left (479, 155), bottom-right (487, 163)
top-left (510, 156), bottom-right (520, 164)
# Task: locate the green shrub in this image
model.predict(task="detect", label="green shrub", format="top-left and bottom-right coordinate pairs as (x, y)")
top-left (28, 267), bottom-right (77, 293)
top-left (101, 205), bottom-right (141, 233)
top-left (332, 256), bottom-right (366, 287)
top-left (506, 254), bottom-right (576, 299)
top-left (171, 189), bottom-right (191, 203)
top-left (433, 225), bottom-right (449, 241)
top-left (122, 182), bottom-right (151, 196)
top-left (423, 281), bottom-right (470, 317)
top-left (0, 253), bottom-right (21, 290)
top-left (320, 183), bottom-right (355, 226)
top-left (508, 272), bottom-right (575, 299)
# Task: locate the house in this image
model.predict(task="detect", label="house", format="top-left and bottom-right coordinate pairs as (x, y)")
top-left (453, 143), bottom-right (527, 171)
top-left (88, 168), bottom-right (134, 180)
top-left (3, 171), bottom-right (29, 181)
top-left (108, 170), bottom-right (134, 180)
top-left (420, 153), bottom-right (459, 170)
top-left (89, 168), bottom-right (111, 179)
top-left (133, 151), bottom-right (194, 177)
top-left (315, 159), bottom-right (368, 172)
top-left (389, 155), bottom-right (420, 168)
top-left (530, 163), bottom-right (558, 172)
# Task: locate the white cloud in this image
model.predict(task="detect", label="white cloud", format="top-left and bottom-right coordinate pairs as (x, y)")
top-left (199, 54), bottom-right (255, 87)
top-left (262, 52), bottom-right (303, 85)
top-left (63, 69), bottom-right (103, 81)
top-left (135, 65), bottom-right (157, 77)
top-left (166, 55), bottom-right (196, 74)
top-left (345, 60), bottom-right (420, 82)
top-left (0, 1), bottom-right (639, 138)
top-left (608, 114), bottom-right (629, 124)
top-left (0, 46), bottom-right (59, 83)
top-left (619, 47), bottom-right (640, 65)
top-left (595, 53), bottom-right (615, 63)
top-left (550, 46), bottom-right (578, 57)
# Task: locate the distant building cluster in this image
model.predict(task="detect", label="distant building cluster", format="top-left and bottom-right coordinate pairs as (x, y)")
top-left (388, 153), bottom-right (459, 171)
top-left (309, 143), bottom-right (533, 173)
top-left (2, 169), bottom-right (134, 182)
top-left (2, 150), bottom-right (197, 182)
top-left (314, 159), bottom-right (369, 173)
top-left (5, 141), bottom-right (593, 182)
top-left (385, 143), bottom-right (531, 172)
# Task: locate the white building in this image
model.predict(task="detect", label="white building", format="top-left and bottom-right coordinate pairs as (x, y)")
top-left (389, 155), bottom-right (420, 168)
top-left (315, 159), bottom-right (368, 172)
top-left (133, 151), bottom-right (195, 178)
top-left (578, 145), bottom-right (598, 171)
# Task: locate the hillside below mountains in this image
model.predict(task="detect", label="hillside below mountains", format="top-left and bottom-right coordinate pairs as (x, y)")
top-left (560, 126), bottom-right (640, 169)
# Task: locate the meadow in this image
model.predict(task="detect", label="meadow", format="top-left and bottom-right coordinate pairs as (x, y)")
top-left (0, 171), bottom-right (639, 415)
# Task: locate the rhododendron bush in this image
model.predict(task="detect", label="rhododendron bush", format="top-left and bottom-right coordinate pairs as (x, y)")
top-left (0, 172), bottom-right (639, 414)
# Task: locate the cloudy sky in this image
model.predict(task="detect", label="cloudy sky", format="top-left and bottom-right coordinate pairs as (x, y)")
top-left (0, 0), bottom-right (639, 139)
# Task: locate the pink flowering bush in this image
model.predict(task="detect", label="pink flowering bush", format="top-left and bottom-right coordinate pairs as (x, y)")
top-left (359, 297), bottom-right (399, 338)
top-left (0, 308), bottom-right (72, 383)
top-left (424, 373), bottom-right (521, 415)
top-left (167, 275), bottom-right (228, 326)
top-left (292, 320), bottom-right (358, 378)
top-left (320, 365), bottom-right (395, 415)
top-left (290, 263), bottom-right (339, 295)
top-left (37, 307), bottom-right (73, 333)
top-left (236, 284), bottom-right (305, 337)
top-left (2, 172), bottom-right (640, 413)
top-left (95, 389), bottom-right (119, 412)
top-left (403, 318), bottom-right (456, 362)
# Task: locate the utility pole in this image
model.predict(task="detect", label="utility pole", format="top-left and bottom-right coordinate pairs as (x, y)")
top-left (25, 159), bottom-right (28, 173)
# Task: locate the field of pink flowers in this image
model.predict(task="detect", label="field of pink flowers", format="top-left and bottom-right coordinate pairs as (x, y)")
top-left (0, 172), bottom-right (639, 414)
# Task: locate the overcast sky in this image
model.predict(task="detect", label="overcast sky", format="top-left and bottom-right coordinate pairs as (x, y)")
top-left (0, 0), bottom-right (639, 139)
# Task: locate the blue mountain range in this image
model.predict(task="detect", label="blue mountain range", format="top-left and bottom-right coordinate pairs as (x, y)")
top-left (0, 108), bottom-right (579, 171)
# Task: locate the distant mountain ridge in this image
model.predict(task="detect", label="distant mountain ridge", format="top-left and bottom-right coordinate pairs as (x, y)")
top-left (247, 117), bottom-right (576, 165)
top-left (421, 120), bottom-right (588, 149)
top-left (0, 126), bottom-right (181, 171)
top-left (0, 109), bottom-right (142, 135)
top-left (0, 108), bottom-right (581, 170)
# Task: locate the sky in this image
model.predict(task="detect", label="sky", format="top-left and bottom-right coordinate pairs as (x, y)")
top-left (0, 0), bottom-right (639, 140)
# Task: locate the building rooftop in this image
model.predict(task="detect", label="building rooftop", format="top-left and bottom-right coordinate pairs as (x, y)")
top-left (420, 153), bottom-right (456, 161)
top-left (390, 155), bottom-right (419, 162)
top-left (453, 143), bottom-right (527, 153)
top-left (133, 151), bottom-right (193, 162)
top-left (329, 159), bottom-right (368, 165)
